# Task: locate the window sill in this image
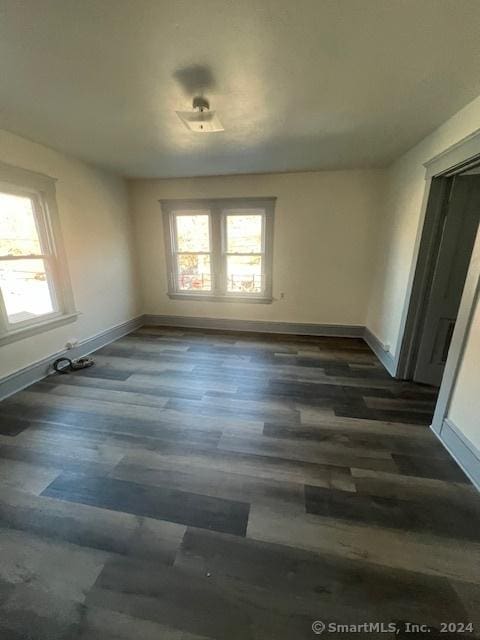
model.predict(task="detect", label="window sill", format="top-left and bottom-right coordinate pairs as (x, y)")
top-left (167, 292), bottom-right (273, 304)
top-left (0, 312), bottom-right (79, 346)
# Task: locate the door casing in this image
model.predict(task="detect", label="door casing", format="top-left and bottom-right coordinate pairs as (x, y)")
top-left (396, 142), bottom-right (480, 381)
top-left (406, 175), bottom-right (480, 386)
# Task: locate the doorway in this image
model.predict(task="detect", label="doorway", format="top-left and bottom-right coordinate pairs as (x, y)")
top-left (397, 162), bottom-right (480, 387)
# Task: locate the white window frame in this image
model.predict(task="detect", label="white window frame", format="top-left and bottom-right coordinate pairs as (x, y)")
top-left (161, 197), bottom-right (275, 303)
top-left (0, 162), bottom-right (77, 345)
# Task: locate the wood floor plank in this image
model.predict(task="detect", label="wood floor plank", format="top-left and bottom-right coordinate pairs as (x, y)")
top-left (351, 467), bottom-right (478, 501)
top-left (0, 457), bottom-right (60, 495)
top-left (40, 372), bottom-right (205, 400)
top-left (304, 484), bottom-right (480, 541)
top-left (86, 557), bottom-right (255, 640)
top-left (42, 471), bottom-right (251, 537)
top-left (218, 432), bottom-right (397, 471)
top-left (0, 435), bottom-right (124, 473)
top-left (263, 422), bottom-right (448, 457)
top-left (110, 459), bottom-right (306, 508)
top-left (0, 326), bottom-right (478, 638)
top-left (176, 527), bottom-right (469, 627)
top-left (166, 396), bottom-right (301, 424)
top-left (128, 372), bottom-right (239, 394)
top-left (246, 503), bottom-right (480, 584)
top-left (0, 415), bottom-right (36, 437)
top-left (334, 403), bottom-right (432, 426)
top-left (298, 406), bottom-right (433, 436)
top-left (392, 453), bottom-right (469, 483)
top-left (364, 396), bottom-right (437, 413)
top-left (0, 526), bottom-right (108, 608)
top-left (122, 446), bottom-right (356, 491)
top-left (8, 388), bottom-right (171, 421)
top-left (0, 527), bottom-right (110, 639)
top-left (92, 353), bottom-right (196, 373)
top-left (36, 381), bottom-right (170, 409)
top-left (77, 607), bottom-right (210, 640)
top-left (0, 485), bottom-right (185, 562)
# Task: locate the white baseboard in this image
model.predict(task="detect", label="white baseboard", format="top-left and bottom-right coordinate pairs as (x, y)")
top-left (432, 418), bottom-right (480, 492)
top-left (143, 314), bottom-right (365, 338)
top-left (363, 327), bottom-right (396, 376)
top-left (0, 315), bottom-right (144, 401)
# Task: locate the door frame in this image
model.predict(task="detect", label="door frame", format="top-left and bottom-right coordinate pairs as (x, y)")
top-left (396, 130), bottom-right (480, 384)
top-left (395, 175), bottom-right (453, 381)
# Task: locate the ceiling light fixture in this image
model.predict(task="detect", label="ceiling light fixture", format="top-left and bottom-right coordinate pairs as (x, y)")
top-left (176, 96), bottom-right (224, 133)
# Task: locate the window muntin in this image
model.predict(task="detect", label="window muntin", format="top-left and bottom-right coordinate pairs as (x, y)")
top-left (163, 198), bottom-right (274, 301)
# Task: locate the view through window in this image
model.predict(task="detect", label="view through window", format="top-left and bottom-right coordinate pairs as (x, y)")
top-left (175, 213), bottom-right (212, 291)
top-left (0, 190), bottom-right (56, 326)
top-left (226, 214), bottom-right (263, 293)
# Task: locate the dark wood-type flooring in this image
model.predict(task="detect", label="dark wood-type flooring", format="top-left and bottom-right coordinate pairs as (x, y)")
top-left (0, 326), bottom-right (479, 639)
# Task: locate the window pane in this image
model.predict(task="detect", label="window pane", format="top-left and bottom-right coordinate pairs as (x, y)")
top-left (227, 255), bottom-right (262, 293)
top-left (177, 254), bottom-right (211, 291)
top-left (226, 214), bottom-right (262, 253)
top-left (0, 259), bottom-right (55, 323)
top-left (0, 192), bottom-right (41, 256)
top-left (175, 214), bottom-right (210, 252)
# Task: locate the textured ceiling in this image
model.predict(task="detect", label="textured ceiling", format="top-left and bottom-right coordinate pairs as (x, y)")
top-left (1, 0), bottom-right (480, 178)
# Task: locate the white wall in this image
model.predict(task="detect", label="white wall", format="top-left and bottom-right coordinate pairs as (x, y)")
top-left (366, 95), bottom-right (480, 462)
top-left (449, 296), bottom-right (480, 451)
top-left (129, 170), bottom-right (384, 327)
top-left (0, 129), bottom-right (140, 379)
top-left (367, 95), bottom-right (480, 357)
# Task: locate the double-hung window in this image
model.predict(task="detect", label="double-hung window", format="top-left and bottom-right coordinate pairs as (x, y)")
top-left (0, 163), bottom-right (76, 344)
top-left (162, 198), bottom-right (275, 302)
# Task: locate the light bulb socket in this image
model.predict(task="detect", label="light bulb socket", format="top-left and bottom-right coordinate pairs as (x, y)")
top-left (192, 96), bottom-right (210, 111)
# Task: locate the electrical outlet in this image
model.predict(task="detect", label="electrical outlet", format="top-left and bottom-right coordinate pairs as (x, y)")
top-left (66, 339), bottom-right (79, 350)
top-left (280, 292), bottom-right (285, 299)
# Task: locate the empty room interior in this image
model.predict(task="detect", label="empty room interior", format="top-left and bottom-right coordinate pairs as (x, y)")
top-left (1, 1), bottom-right (480, 638)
